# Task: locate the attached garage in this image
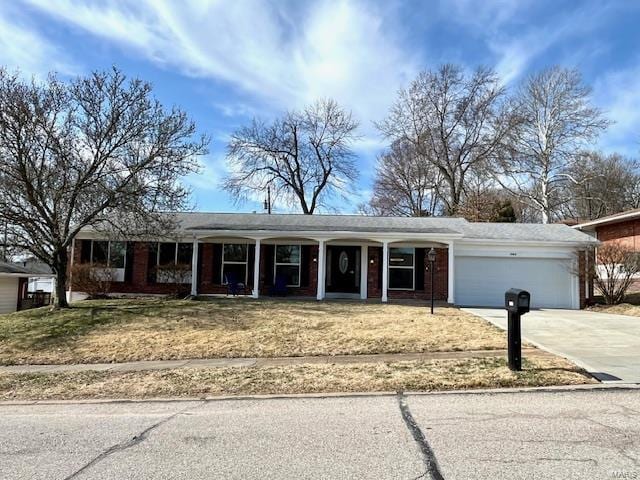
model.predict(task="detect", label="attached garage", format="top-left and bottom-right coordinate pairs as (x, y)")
top-left (455, 253), bottom-right (576, 309)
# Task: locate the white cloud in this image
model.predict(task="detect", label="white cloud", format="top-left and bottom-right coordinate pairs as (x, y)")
top-left (0, 4), bottom-right (77, 76)
top-left (23, 0), bottom-right (417, 132)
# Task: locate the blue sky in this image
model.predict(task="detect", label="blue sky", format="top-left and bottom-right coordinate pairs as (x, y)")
top-left (1, 0), bottom-right (639, 213)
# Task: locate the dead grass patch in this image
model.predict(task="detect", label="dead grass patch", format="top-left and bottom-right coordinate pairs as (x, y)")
top-left (0, 298), bottom-right (507, 365)
top-left (0, 356), bottom-right (594, 400)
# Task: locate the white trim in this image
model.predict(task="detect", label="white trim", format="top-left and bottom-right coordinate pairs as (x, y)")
top-left (252, 239), bottom-right (261, 298)
top-left (190, 240), bottom-right (199, 296)
top-left (388, 247), bottom-right (415, 291)
top-left (447, 241), bottom-right (455, 304)
top-left (381, 241), bottom-right (389, 303)
top-left (316, 240), bottom-right (326, 300)
top-left (221, 243), bottom-right (249, 285)
top-left (360, 245), bottom-right (368, 300)
top-left (573, 210), bottom-right (640, 229)
top-left (274, 244), bottom-right (301, 287)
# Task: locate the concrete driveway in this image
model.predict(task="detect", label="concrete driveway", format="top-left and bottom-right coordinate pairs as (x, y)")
top-left (464, 308), bottom-right (640, 383)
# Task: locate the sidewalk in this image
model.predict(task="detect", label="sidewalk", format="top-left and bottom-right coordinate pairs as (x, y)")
top-left (0, 348), bottom-right (547, 374)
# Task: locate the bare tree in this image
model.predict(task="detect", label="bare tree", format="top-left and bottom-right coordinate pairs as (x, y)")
top-left (378, 64), bottom-right (517, 216)
top-left (498, 67), bottom-right (609, 223)
top-left (458, 174), bottom-right (517, 222)
top-left (224, 98), bottom-right (359, 214)
top-left (562, 151), bottom-right (640, 221)
top-left (0, 68), bottom-right (208, 308)
top-left (368, 140), bottom-right (442, 216)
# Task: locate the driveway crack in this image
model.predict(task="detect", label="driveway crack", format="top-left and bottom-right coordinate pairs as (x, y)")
top-left (63, 401), bottom-right (204, 479)
top-left (397, 392), bottom-right (444, 480)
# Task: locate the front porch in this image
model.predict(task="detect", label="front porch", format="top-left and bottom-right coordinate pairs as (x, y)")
top-left (190, 235), bottom-right (454, 303)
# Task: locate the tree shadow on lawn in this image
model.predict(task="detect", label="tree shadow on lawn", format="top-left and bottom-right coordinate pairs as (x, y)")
top-left (0, 302), bottom-right (152, 351)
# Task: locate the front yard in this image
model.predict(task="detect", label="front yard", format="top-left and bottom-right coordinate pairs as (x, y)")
top-left (0, 298), bottom-right (507, 365)
top-left (0, 298), bottom-right (596, 399)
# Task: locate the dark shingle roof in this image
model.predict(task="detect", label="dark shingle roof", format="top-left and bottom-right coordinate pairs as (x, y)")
top-left (178, 212), bottom-right (468, 235)
top-left (163, 212), bottom-right (597, 244)
top-left (0, 262), bottom-right (52, 276)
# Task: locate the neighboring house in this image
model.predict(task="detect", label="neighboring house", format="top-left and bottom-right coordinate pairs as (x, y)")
top-left (0, 262), bottom-right (55, 314)
top-left (71, 213), bottom-right (597, 309)
top-left (574, 209), bottom-right (640, 250)
top-left (574, 208), bottom-right (640, 297)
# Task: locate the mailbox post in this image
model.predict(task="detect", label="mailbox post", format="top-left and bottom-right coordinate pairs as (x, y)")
top-left (504, 288), bottom-right (530, 371)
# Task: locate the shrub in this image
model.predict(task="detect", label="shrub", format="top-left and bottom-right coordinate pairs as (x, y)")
top-left (71, 263), bottom-right (114, 299)
top-left (592, 243), bottom-right (640, 304)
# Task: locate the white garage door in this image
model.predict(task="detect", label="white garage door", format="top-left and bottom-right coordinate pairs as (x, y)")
top-left (455, 256), bottom-right (574, 309)
top-left (0, 277), bottom-right (19, 314)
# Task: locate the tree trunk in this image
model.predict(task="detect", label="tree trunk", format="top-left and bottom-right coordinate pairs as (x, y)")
top-left (53, 249), bottom-right (70, 309)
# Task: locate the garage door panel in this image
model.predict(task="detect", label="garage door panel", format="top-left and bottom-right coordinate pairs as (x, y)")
top-left (455, 256), bottom-right (574, 309)
top-left (0, 278), bottom-right (19, 314)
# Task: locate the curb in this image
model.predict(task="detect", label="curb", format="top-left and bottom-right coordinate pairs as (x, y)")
top-left (1, 382), bottom-right (637, 407)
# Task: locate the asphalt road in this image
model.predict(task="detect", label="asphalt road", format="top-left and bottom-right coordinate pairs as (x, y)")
top-left (1, 388), bottom-right (639, 479)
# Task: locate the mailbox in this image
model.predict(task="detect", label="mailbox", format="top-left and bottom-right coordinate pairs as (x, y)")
top-left (505, 288), bottom-right (530, 314)
top-left (504, 288), bottom-right (530, 371)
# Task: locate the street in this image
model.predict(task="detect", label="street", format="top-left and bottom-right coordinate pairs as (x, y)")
top-left (1, 388), bottom-right (639, 480)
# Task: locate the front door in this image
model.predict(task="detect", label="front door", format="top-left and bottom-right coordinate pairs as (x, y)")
top-left (326, 246), bottom-right (360, 293)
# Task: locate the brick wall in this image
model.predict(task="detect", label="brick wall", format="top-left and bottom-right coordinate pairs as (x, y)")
top-left (367, 247), bottom-right (449, 301)
top-left (71, 240), bottom-right (449, 301)
top-left (596, 219), bottom-right (640, 250)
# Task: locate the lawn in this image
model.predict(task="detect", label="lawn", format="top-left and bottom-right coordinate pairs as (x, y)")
top-left (0, 356), bottom-right (595, 400)
top-left (0, 298), bottom-right (507, 365)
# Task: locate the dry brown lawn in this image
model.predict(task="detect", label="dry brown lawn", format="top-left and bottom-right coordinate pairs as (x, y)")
top-left (0, 355), bottom-right (595, 400)
top-left (0, 298), bottom-right (507, 365)
top-left (588, 303), bottom-right (640, 316)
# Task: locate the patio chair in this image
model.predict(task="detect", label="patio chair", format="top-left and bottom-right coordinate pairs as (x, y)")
top-left (269, 274), bottom-right (288, 296)
top-left (224, 272), bottom-right (247, 296)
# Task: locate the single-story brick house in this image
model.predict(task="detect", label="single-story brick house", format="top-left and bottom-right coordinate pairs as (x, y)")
top-left (70, 213), bottom-right (598, 309)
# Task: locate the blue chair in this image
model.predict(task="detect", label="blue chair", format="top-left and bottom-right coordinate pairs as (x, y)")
top-left (224, 272), bottom-right (246, 296)
top-left (269, 274), bottom-right (288, 296)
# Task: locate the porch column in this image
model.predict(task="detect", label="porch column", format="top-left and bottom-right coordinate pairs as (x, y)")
top-left (190, 239), bottom-right (199, 296)
top-left (252, 238), bottom-right (261, 298)
top-left (360, 245), bottom-right (368, 300)
top-left (447, 241), bottom-right (455, 304)
top-left (316, 239), bottom-right (326, 300)
top-left (381, 241), bottom-right (389, 303)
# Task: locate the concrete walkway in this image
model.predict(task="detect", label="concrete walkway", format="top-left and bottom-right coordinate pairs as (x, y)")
top-left (465, 308), bottom-right (640, 383)
top-left (0, 348), bottom-right (547, 375)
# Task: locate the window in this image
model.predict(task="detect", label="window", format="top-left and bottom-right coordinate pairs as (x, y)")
top-left (88, 240), bottom-right (125, 269)
top-left (109, 242), bottom-right (126, 269)
top-left (152, 242), bottom-right (194, 284)
top-left (389, 247), bottom-right (415, 290)
top-left (222, 244), bottom-right (248, 284)
top-left (275, 245), bottom-right (301, 287)
top-left (156, 242), bottom-right (193, 266)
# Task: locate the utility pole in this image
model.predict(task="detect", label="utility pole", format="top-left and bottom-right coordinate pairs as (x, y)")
top-left (263, 184), bottom-right (272, 214)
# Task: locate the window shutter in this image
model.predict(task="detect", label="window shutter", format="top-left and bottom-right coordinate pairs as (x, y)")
top-left (300, 245), bottom-right (310, 287)
top-left (124, 242), bottom-right (135, 283)
top-left (79, 240), bottom-right (91, 263)
top-left (376, 247), bottom-right (383, 289)
top-left (264, 245), bottom-right (275, 286)
top-left (212, 244), bottom-right (222, 284)
top-left (415, 248), bottom-right (425, 291)
top-left (146, 243), bottom-right (157, 284)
